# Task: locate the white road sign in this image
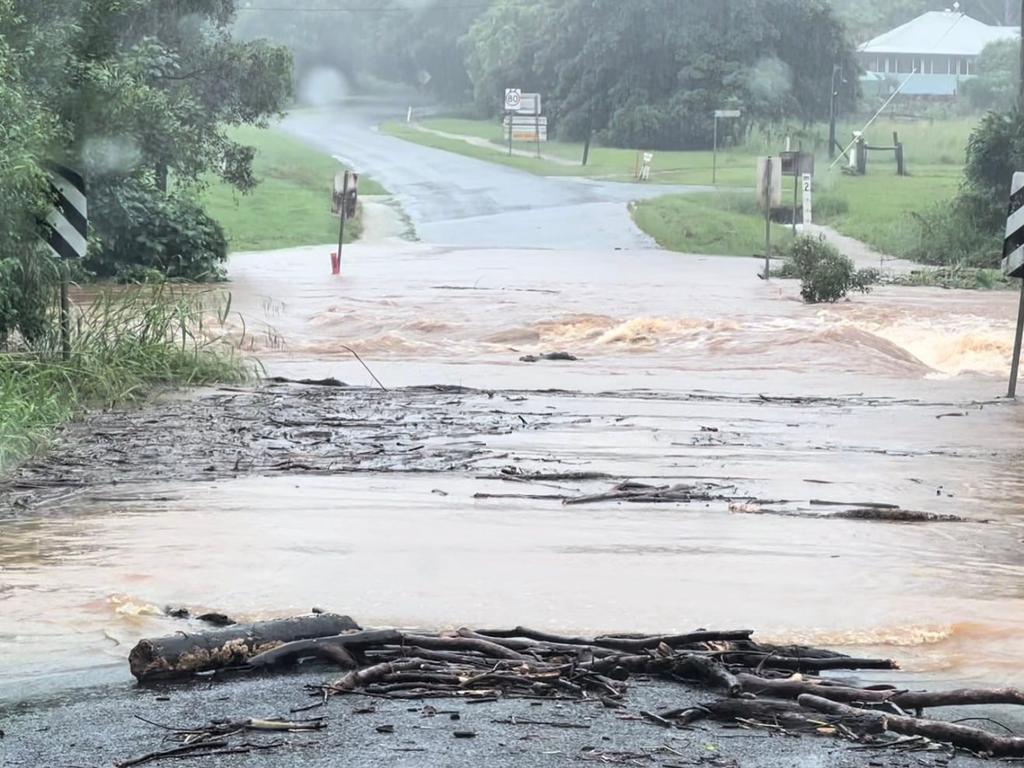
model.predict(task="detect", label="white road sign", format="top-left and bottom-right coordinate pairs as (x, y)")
top-left (504, 88), bottom-right (522, 112)
top-left (714, 109), bottom-right (742, 118)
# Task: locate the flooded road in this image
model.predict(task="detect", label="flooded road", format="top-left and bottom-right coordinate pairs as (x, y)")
top-left (3, 105), bottom-right (1024, 703)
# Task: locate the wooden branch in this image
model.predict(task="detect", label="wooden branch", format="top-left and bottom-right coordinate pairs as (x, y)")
top-left (738, 674), bottom-right (1024, 711)
top-left (673, 653), bottom-right (741, 695)
top-left (593, 630), bottom-right (753, 652)
top-left (721, 651), bottom-right (897, 672)
top-left (403, 632), bottom-right (530, 661)
top-left (798, 694), bottom-right (1024, 757)
top-left (331, 659), bottom-right (428, 692)
top-left (475, 626), bottom-right (597, 646)
top-left (245, 629), bottom-right (402, 670)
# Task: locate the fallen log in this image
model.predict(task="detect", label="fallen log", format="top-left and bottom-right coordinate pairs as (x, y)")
top-left (128, 613), bottom-right (359, 681)
top-left (798, 693), bottom-right (1024, 757)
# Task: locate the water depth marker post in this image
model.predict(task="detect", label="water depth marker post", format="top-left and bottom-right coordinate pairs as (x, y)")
top-left (1003, 172), bottom-right (1024, 398)
top-left (40, 163), bottom-right (88, 361)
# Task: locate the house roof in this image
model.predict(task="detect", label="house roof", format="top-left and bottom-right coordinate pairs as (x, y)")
top-left (858, 11), bottom-right (1017, 56)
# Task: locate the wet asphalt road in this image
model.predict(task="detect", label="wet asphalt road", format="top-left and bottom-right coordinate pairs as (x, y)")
top-left (279, 103), bottom-right (705, 250)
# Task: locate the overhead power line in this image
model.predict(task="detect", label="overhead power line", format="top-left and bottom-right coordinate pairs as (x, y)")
top-left (236, 2), bottom-right (527, 12)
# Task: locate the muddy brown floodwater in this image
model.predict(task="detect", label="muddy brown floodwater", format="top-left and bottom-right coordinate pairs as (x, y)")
top-left (3, 241), bottom-right (1024, 704)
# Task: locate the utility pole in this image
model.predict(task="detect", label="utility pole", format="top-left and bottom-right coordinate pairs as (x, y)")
top-left (828, 65), bottom-right (840, 161)
top-left (1020, 0), bottom-right (1024, 109)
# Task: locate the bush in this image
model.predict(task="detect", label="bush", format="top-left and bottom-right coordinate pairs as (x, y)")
top-left (902, 198), bottom-right (1002, 269)
top-left (87, 178), bottom-right (229, 282)
top-left (785, 235), bottom-right (876, 303)
top-left (0, 253), bottom-right (58, 346)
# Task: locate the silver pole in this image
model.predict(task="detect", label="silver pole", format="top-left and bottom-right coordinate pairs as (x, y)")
top-left (1009, 279), bottom-right (1024, 398)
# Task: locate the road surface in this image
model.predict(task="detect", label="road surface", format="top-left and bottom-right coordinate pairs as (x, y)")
top-left (280, 103), bottom-right (703, 250)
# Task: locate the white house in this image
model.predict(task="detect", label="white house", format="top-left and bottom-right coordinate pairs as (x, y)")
top-left (858, 10), bottom-right (1017, 96)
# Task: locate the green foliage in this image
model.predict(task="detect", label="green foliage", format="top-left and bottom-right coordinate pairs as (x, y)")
top-left (963, 39), bottom-right (1020, 113)
top-left (901, 198), bottom-right (1004, 268)
top-left (964, 110), bottom-right (1024, 228)
top-left (87, 178), bottom-right (229, 281)
top-left (785, 235), bottom-right (876, 303)
top-left (0, 0), bottom-right (293, 289)
top-left (0, 4), bottom-right (63, 342)
top-left (0, 286), bottom-right (250, 470)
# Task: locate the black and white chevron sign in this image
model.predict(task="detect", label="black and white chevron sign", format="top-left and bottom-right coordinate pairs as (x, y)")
top-left (41, 163), bottom-right (87, 260)
top-left (1003, 171), bottom-right (1024, 278)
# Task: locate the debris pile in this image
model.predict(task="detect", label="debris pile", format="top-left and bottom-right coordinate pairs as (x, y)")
top-left (127, 618), bottom-right (1024, 760)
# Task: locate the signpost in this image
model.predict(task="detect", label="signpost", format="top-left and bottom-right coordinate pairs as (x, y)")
top-left (780, 151), bottom-right (814, 234)
top-left (40, 163), bottom-right (87, 360)
top-left (712, 109), bottom-right (741, 185)
top-left (504, 88), bottom-right (522, 157)
top-left (503, 91), bottom-right (546, 157)
top-left (757, 157), bottom-right (781, 280)
top-left (332, 170), bottom-right (358, 275)
top-left (1003, 171), bottom-right (1024, 397)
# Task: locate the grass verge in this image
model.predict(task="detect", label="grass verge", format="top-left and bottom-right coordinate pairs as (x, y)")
top-left (632, 192), bottom-right (794, 256)
top-left (202, 125), bottom-right (386, 252)
top-left (383, 114), bottom-right (975, 189)
top-left (632, 167), bottom-right (961, 261)
top-left (0, 287), bottom-right (251, 471)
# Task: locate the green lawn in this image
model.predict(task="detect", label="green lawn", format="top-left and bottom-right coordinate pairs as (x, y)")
top-left (381, 120), bottom-right (759, 186)
top-left (813, 165), bottom-right (962, 256)
top-left (384, 114), bottom-right (975, 190)
top-left (385, 114), bottom-right (974, 261)
top-left (202, 125), bottom-right (386, 252)
top-left (633, 169), bottom-right (960, 259)
top-left (633, 192), bottom-right (794, 256)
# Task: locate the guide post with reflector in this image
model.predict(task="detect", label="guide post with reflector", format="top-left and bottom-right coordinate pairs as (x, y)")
top-left (1003, 172), bottom-right (1024, 398)
top-left (39, 163), bottom-right (87, 361)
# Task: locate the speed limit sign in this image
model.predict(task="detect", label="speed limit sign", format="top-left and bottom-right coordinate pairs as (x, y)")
top-left (504, 88), bottom-right (522, 112)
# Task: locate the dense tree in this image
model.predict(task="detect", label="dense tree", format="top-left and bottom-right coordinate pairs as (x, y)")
top-left (0, 0), bottom-right (293, 282)
top-left (963, 38), bottom-right (1020, 111)
top-left (464, 0), bottom-right (857, 150)
top-left (0, 0), bottom-right (62, 342)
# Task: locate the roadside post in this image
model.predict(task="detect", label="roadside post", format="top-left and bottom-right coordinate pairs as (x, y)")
top-left (757, 156), bottom-right (781, 279)
top-left (801, 173), bottom-right (813, 225)
top-left (712, 109), bottom-right (741, 185)
top-left (780, 151), bottom-right (813, 235)
top-left (331, 170), bottom-right (359, 276)
top-left (504, 88), bottom-right (522, 157)
top-left (40, 163), bottom-right (87, 361)
top-left (1003, 171), bottom-right (1024, 397)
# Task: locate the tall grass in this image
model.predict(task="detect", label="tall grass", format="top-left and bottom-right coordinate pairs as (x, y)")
top-left (0, 286), bottom-right (252, 470)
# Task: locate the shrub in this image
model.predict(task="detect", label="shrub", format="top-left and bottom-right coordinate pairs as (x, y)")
top-left (902, 199), bottom-right (1002, 269)
top-left (785, 235), bottom-right (876, 303)
top-left (87, 178), bottom-right (229, 282)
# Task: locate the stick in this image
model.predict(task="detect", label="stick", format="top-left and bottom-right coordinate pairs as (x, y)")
top-left (797, 694), bottom-right (1024, 757)
top-left (593, 630), bottom-right (753, 652)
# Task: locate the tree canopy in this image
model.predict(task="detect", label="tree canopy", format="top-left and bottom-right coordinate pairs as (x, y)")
top-left (464, 0), bottom-right (858, 150)
top-left (0, 0), bottom-right (292, 301)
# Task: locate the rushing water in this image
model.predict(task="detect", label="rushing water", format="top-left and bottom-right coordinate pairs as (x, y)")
top-left (4, 238), bottom-right (1024, 701)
